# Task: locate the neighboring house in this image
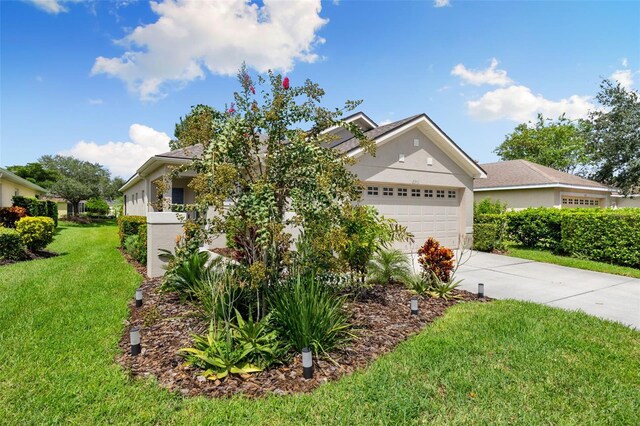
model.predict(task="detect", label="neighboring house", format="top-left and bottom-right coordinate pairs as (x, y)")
top-left (611, 194), bottom-right (640, 208)
top-left (42, 197), bottom-right (87, 217)
top-left (474, 160), bottom-right (615, 209)
top-left (121, 112), bottom-right (486, 261)
top-left (0, 167), bottom-right (46, 207)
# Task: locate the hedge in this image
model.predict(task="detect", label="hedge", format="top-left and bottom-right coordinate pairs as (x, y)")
top-left (0, 227), bottom-right (26, 260)
top-left (15, 216), bottom-right (55, 251)
top-left (506, 208), bottom-right (563, 250)
top-left (117, 215), bottom-right (146, 247)
top-left (474, 213), bottom-right (508, 252)
top-left (561, 210), bottom-right (640, 268)
top-left (12, 196), bottom-right (58, 227)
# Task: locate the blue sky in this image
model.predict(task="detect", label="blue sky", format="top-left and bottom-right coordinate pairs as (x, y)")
top-left (1, 0), bottom-right (638, 178)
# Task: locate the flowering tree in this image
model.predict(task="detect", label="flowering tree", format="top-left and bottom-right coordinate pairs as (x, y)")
top-left (168, 65), bottom-right (375, 284)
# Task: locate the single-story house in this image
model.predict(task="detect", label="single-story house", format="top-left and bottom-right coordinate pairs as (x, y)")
top-left (121, 112), bottom-right (486, 275)
top-left (0, 167), bottom-right (46, 207)
top-left (473, 159), bottom-right (619, 209)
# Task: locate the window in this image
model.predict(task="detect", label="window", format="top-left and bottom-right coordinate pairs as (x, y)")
top-left (436, 190), bottom-right (445, 198)
top-left (448, 190), bottom-right (456, 198)
top-left (411, 188), bottom-right (421, 197)
top-left (424, 189), bottom-right (433, 198)
top-left (367, 186), bottom-right (379, 196)
top-left (397, 188), bottom-right (408, 197)
top-left (383, 187), bottom-right (394, 196)
top-left (135, 193), bottom-right (138, 203)
top-left (172, 188), bottom-right (185, 204)
top-left (595, 199), bottom-right (600, 206)
top-left (142, 190), bottom-right (145, 201)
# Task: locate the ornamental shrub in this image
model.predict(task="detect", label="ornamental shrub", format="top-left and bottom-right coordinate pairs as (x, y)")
top-left (123, 224), bottom-right (147, 265)
top-left (45, 201), bottom-right (58, 227)
top-left (417, 237), bottom-right (455, 282)
top-left (15, 216), bottom-right (55, 251)
top-left (473, 223), bottom-right (499, 252)
top-left (85, 198), bottom-right (109, 215)
top-left (507, 207), bottom-right (563, 250)
top-left (0, 227), bottom-right (26, 260)
top-left (560, 209), bottom-right (640, 268)
top-left (0, 206), bottom-right (27, 228)
top-left (117, 215), bottom-right (146, 246)
top-left (12, 196), bottom-right (58, 227)
top-left (474, 198), bottom-right (507, 216)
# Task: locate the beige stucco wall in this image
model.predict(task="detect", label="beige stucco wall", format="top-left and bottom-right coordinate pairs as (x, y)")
top-left (349, 127), bottom-right (475, 241)
top-left (613, 196), bottom-right (640, 208)
top-left (123, 179), bottom-right (148, 216)
top-left (475, 187), bottom-right (612, 210)
top-left (0, 178), bottom-right (43, 207)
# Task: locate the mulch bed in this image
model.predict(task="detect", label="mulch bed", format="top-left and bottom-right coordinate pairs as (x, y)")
top-left (0, 249), bottom-right (58, 266)
top-left (117, 257), bottom-right (491, 398)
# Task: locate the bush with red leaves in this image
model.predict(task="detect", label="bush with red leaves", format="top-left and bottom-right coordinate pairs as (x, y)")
top-left (417, 237), bottom-right (455, 282)
top-left (0, 206), bottom-right (27, 228)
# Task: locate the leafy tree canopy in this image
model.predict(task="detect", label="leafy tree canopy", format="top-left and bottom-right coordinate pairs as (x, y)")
top-left (38, 155), bottom-right (113, 215)
top-left (6, 162), bottom-right (60, 189)
top-left (586, 79), bottom-right (640, 195)
top-left (494, 113), bottom-right (589, 173)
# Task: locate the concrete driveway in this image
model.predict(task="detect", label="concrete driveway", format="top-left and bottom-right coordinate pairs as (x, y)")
top-left (414, 251), bottom-right (640, 329)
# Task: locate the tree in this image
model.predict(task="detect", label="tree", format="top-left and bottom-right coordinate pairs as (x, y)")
top-left (586, 79), bottom-right (640, 195)
top-left (169, 65), bottom-right (375, 291)
top-left (39, 155), bottom-right (112, 215)
top-left (6, 162), bottom-right (60, 188)
top-left (171, 105), bottom-right (216, 151)
top-left (494, 114), bottom-right (589, 173)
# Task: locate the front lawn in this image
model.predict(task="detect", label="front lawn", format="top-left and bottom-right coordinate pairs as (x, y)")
top-left (506, 243), bottom-right (640, 279)
top-left (1, 221), bottom-right (638, 424)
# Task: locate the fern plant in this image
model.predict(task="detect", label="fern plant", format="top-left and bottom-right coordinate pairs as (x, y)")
top-left (367, 248), bottom-right (413, 285)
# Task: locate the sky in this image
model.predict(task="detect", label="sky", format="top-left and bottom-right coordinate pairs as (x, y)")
top-left (1, 0), bottom-right (638, 179)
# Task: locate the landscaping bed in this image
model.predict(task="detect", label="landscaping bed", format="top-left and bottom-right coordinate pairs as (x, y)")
top-left (117, 273), bottom-right (489, 398)
top-left (0, 249), bottom-right (58, 266)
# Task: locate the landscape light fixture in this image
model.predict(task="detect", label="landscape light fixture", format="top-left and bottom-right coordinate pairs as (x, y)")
top-left (478, 283), bottom-right (485, 298)
top-left (410, 296), bottom-right (419, 315)
top-left (135, 288), bottom-right (143, 308)
top-left (130, 327), bottom-right (141, 356)
top-left (302, 347), bottom-right (313, 379)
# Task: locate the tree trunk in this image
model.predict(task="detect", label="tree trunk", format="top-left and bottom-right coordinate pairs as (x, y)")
top-left (72, 201), bottom-right (80, 216)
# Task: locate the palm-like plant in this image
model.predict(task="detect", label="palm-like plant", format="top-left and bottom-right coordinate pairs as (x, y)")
top-left (367, 248), bottom-right (413, 285)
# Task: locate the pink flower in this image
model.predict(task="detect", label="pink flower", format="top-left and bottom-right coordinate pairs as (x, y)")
top-left (283, 77), bottom-right (290, 90)
top-left (228, 102), bottom-right (235, 114)
top-left (250, 85), bottom-right (255, 95)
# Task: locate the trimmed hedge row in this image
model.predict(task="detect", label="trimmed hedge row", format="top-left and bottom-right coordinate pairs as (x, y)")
top-left (474, 207), bottom-right (640, 268)
top-left (561, 210), bottom-right (640, 268)
top-left (0, 227), bottom-right (25, 260)
top-left (15, 217), bottom-right (55, 251)
top-left (117, 215), bottom-right (146, 247)
top-left (12, 196), bottom-right (58, 227)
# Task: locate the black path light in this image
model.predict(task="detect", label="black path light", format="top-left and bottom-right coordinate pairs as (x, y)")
top-left (130, 327), bottom-right (141, 356)
top-left (410, 296), bottom-right (419, 315)
top-left (302, 347), bottom-right (313, 379)
top-left (135, 288), bottom-right (143, 308)
top-left (478, 283), bottom-right (485, 298)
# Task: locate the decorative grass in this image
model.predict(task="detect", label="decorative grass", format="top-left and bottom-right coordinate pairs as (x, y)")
top-left (1, 221), bottom-right (638, 424)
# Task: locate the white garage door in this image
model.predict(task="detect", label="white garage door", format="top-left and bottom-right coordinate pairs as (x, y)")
top-left (361, 185), bottom-right (461, 252)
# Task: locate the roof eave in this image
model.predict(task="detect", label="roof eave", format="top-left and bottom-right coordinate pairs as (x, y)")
top-left (0, 168), bottom-right (47, 193)
top-left (474, 183), bottom-right (613, 192)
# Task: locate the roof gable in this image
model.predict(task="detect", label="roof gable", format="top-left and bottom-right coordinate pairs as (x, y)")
top-left (0, 167), bottom-right (47, 193)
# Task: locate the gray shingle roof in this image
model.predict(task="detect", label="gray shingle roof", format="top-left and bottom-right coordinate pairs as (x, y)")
top-left (156, 144), bottom-right (204, 160)
top-left (331, 115), bottom-right (422, 153)
top-left (475, 160), bottom-right (609, 190)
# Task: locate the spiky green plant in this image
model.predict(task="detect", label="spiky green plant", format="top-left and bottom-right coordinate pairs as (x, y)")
top-left (367, 248), bottom-right (413, 285)
top-left (268, 274), bottom-right (351, 356)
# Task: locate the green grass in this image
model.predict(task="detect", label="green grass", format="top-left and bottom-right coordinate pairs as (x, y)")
top-left (1, 221), bottom-right (639, 424)
top-left (506, 243), bottom-right (640, 279)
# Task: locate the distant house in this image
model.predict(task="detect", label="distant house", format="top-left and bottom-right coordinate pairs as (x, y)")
top-left (0, 167), bottom-right (46, 207)
top-left (474, 160), bottom-right (616, 209)
top-left (42, 197), bottom-right (87, 217)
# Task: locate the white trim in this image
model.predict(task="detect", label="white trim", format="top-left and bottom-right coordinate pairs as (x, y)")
top-left (321, 112), bottom-right (378, 134)
top-left (0, 168), bottom-right (47, 193)
top-left (347, 115), bottom-right (486, 179)
top-left (120, 157), bottom-right (192, 192)
top-left (474, 183), bottom-right (613, 193)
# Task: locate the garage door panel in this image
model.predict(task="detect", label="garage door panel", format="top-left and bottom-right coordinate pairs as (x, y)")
top-left (362, 186), bottom-right (461, 252)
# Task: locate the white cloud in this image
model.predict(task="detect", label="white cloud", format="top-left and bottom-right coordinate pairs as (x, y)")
top-left (622, 58), bottom-right (628, 67)
top-left (92, 0), bottom-right (328, 100)
top-left (611, 69), bottom-right (634, 90)
top-left (88, 98), bottom-right (103, 105)
top-left (467, 85), bottom-right (594, 122)
top-left (26, 0), bottom-right (67, 13)
top-left (451, 58), bottom-right (512, 86)
top-left (434, 0), bottom-right (450, 7)
top-left (60, 124), bottom-right (171, 177)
